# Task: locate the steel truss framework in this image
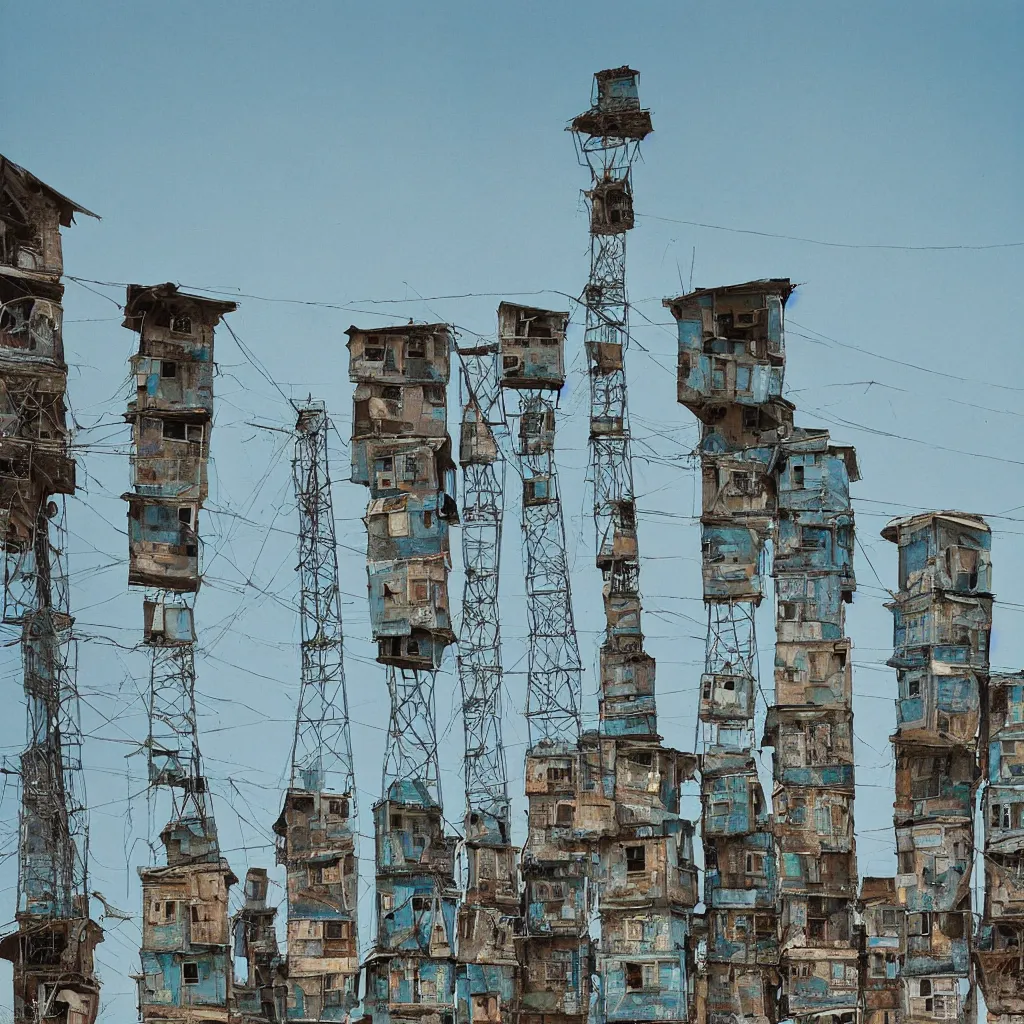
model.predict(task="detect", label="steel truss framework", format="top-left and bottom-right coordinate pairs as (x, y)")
top-left (383, 664), bottom-right (442, 803)
top-left (515, 390), bottom-right (583, 750)
top-left (456, 346), bottom-right (509, 835)
top-left (290, 401), bottom-right (355, 798)
top-left (10, 502), bottom-right (88, 918)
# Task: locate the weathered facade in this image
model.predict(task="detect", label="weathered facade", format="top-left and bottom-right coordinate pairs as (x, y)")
top-left (668, 280), bottom-right (792, 1024)
top-left (122, 284), bottom-right (241, 1024)
top-left (234, 869), bottom-right (287, 1021)
top-left (137, 816), bottom-right (237, 1022)
top-left (976, 665), bottom-right (1024, 1021)
top-left (883, 512), bottom-right (991, 1023)
top-left (572, 69), bottom-right (698, 1024)
top-left (499, 303), bottom-right (591, 1024)
top-left (859, 877), bottom-right (903, 1024)
top-left (0, 155), bottom-right (102, 1024)
top-left (349, 323), bottom-right (460, 1024)
top-left (274, 402), bottom-right (359, 1021)
top-left (455, 342), bottom-right (519, 1022)
top-left (769, 425), bottom-right (861, 1022)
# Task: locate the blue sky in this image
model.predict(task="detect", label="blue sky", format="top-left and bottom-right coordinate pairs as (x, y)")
top-left (2, 2), bottom-right (1022, 1020)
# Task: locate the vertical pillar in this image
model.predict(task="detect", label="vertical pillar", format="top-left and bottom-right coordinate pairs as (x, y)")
top-left (768, 424), bottom-right (861, 1020)
top-left (497, 303), bottom-right (591, 1024)
top-left (121, 284), bottom-right (238, 1024)
top-left (667, 280), bottom-right (794, 1024)
top-left (883, 513), bottom-right (990, 1023)
top-left (272, 400), bottom-right (356, 1022)
top-left (348, 323), bottom-right (459, 1024)
top-left (571, 70), bottom-right (698, 1023)
top-left (0, 156), bottom-right (102, 1024)
top-left (455, 343), bottom-right (519, 1022)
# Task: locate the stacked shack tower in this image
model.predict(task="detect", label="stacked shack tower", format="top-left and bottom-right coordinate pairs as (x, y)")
top-left (666, 280), bottom-right (792, 1023)
top-left (122, 283), bottom-right (240, 1023)
top-left (883, 513), bottom-right (991, 1023)
top-left (977, 664), bottom-right (1024, 1021)
top-left (571, 70), bottom-right (699, 1022)
top-left (764, 384), bottom-right (862, 1020)
top-left (269, 400), bottom-right (358, 1021)
top-left (347, 323), bottom-right (460, 1022)
top-left (497, 302), bottom-right (591, 1024)
top-left (0, 157), bottom-right (102, 1024)
top-left (455, 342), bottom-right (519, 1021)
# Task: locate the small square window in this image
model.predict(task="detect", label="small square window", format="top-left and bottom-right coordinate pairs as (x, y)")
top-left (170, 316), bottom-right (193, 335)
top-left (178, 506), bottom-right (194, 527)
top-left (625, 846), bottom-right (646, 873)
top-left (160, 361), bottom-right (177, 379)
top-left (182, 962), bottom-right (199, 985)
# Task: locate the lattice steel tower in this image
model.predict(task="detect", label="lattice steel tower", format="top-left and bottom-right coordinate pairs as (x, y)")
top-left (454, 343), bottom-right (519, 1022)
top-left (0, 156), bottom-right (102, 1024)
top-left (271, 400), bottom-right (358, 1020)
top-left (498, 304), bottom-right (583, 750)
top-left (122, 284), bottom-right (239, 1024)
top-left (347, 322), bottom-right (461, 1022)
top-left (498, 302), bottom-right (592, 1024)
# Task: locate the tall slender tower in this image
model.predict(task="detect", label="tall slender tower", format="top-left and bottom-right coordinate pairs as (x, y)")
top-left (0, 156), bottom-right (102, 1024)
top-left (122, 283), bottom-right (239, 1024)
top-left (976, 666), bottom-right (1024, 1022)
top-left (571, 72), bottom-right (699, 1023)
top-left (347, 323), bottom-right (460, 1022)
top-left (497, 302), bottom-right (593, 1024)
top-left (454, 343), bottom-right (519, 1021)
top-left (667, 280), bottom-right (792, 1023)
top-left (765, 417), bottom-right (862, 1018)
top-left (882, 512), bottom-right (990, 1024)
top-left (269, 400), bottom-right (358, 1021)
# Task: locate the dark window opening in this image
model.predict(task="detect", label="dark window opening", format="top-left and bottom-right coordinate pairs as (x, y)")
top-left (182, 962), bottom-right (200, 985)
top-left (626, 845), bottom-right (646, 873)
top-left (624, 963), bottom-right (642, 991)
top-left (163, 420), bottom-right (187, 441)
top-left (160, 361), bottom-right (177, 378)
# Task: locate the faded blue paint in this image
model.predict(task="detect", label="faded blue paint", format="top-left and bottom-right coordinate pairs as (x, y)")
top-left (894, 516), bottom-right (992, 595)
top-left (776, 572), bottom-right (844, 637)
top-left (777, 764), bottom-right (853, 788)
top-left (677, 315), bottom-right (784, 408)
top-left (701, 524), bottom-right (764, 600)
top-left (786, 966), bottom-right (857, 1012)
top-left (526, 873), bottom-right (589, 934)
top-left (704, 833), bottom-right (777, 910)
top-left (130, 355), bottom-right (214, 414)
top-left (364, 954), bottom-right (456, 1014)
top-left (376, 878), bottom-right (457, 953)
top-left (774, 512), bottom-right (855, 582)
top-left (903, 935), bottom-right (970, 976)
top-left (599, 695), bottom-right (657, 738)
top-left (138, 950), bottom-right (228, 1008)
top-left (599, 954), bottom-right (688, 1021)
top-left (777, 450), bottom-right (853, 513)
top-left (704, 773), bottom-right (757, 835)
top-left (455, 964), bottom-right (516, 1022)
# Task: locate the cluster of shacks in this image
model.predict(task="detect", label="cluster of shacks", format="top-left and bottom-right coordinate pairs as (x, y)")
top-left (881, 512), bottom-right (995, 1022)
top-left (670, 278), bottom-right (864, 1023)
top-left (5, 62), bottom-right (1024, 1024)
